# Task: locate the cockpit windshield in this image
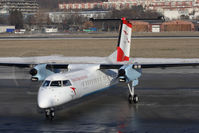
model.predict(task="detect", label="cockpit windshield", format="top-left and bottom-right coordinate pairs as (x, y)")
top-left (42, 80), bottom-right (72, 87)
top-left (63, 80), bottom-right (72, 86)
top-left (50, 81), bottom-right (62, 87)
top-left (42, 80), bottom-right (50, 87)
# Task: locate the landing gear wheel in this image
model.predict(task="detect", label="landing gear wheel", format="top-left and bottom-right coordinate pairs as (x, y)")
top-left (128, 94), bottom-right (133, 104)
top-left (128, 94), bottom-right (139, 104)
top-left (45, 108), bottom-right (55, 120)
top-left (127, 81), bottom-right (139, 104)
top-left (133, 94), bottom-right (139, 103)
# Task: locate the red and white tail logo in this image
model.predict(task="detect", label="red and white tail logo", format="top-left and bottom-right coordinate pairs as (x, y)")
top-left (117, 18), bottom-right (132, 62)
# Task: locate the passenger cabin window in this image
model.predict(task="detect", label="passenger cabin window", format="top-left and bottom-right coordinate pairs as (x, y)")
top-left (42, 80), bottom-right (50, 87)
top-left (63, 80), bottom-right (72, 86)
top-left (50, 81), bottom-right (62, 87)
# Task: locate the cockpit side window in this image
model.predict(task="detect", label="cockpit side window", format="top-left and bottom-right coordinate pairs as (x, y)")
top-left (50, 81), bottom-right (62, 87)
top-left (63, 80), bottom-right (72, 86)
top-left (42, 80), bottom-right (50, 87)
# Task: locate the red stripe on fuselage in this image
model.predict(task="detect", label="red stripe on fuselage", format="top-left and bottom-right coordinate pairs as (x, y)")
top-left (71, 75), bottom-right (88, 82)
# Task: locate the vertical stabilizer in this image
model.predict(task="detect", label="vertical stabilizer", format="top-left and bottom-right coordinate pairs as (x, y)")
top-left (107, 18), bottom-right (132, 63)
top-left (117, 18), bottom-right (132, 62)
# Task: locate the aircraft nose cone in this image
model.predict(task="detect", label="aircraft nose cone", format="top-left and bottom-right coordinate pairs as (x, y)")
top-left (37, 87), bottom-right (74, 109)
top-left (37, 89), bottom-right (53, 109)
top-left (38, 98), bottom-right (52, 109)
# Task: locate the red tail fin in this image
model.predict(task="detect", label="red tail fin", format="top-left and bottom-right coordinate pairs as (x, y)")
top-left (117, 18), bottom-right (132, 62)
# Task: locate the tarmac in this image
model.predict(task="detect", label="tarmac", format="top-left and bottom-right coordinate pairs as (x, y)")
top-left (0, 35), bottom-right (199, 40)
top-left (0, 67), bottom-right (199, 133)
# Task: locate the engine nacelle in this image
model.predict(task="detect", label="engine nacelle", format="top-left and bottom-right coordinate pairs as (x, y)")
top-left (118, 64), bottom-right (142, 83)
top-left (29, 64), bottom-right (55, 81)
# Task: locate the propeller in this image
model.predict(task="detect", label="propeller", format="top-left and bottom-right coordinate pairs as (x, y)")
top-left (11, 51), bottom-right (41, 94)
top-left (29, 68), bottom-right (37, 76)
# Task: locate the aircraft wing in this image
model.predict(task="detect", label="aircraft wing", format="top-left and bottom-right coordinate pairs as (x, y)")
top-left (0, 61), bottom-right (199, 81)
top-left (140, 63), bottom-right (199, 68)
top-left (0, 56), bottom-right (108, 64)
top-left (0, 62), bottom-right (199, 69)
top-left (26, 62), bottom-right (199, 70)
top-left (99, 63), bottom-right (199, 69)
top-left (1, 56), bottom-right (199, 65)
top-left (0, 63), bottom-right (33, 67)
top-left (1, 56), bottom-right (199, 66)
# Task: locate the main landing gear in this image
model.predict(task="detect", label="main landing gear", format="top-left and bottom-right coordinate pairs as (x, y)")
top-left (127, 83), bottom-right (139, 104)
top-left (45, 108), bottom-right (55, 120)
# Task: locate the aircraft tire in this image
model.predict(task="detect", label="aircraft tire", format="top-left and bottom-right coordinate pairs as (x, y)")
top-left (45, 109), bottom-right (55, 120)
top-left (128, 94), bottom-right (139, 104)
top-left (128, 94), bottom-right (133, 104)
top-left (133, 94), bottom-right (139, 103)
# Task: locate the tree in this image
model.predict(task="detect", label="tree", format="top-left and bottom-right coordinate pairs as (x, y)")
top-left (61, 14), bottom-right (87, 31)
top-left (0, 16), bottom-right (8, 24)
top-left (34, 11), bottom-right (52, 27)
top-left (82, 21), bottom-right (94, 29)
top-left (100, 6), bottom-right (163, 31)
top-left (9, 10), bottom-right (24, 29)
top-left (25, 15), bottom-right (36, 26)
top-left (196, 15), bottom-right (199, 20)
top-left (107, 6), bottom-right (162, 19)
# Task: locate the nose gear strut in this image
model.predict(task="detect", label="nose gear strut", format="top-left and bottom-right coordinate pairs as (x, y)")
top-left (127, 81), bottom-right (139, 104)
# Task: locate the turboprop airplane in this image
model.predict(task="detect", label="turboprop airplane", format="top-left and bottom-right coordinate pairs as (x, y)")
top-left (0, 17), bottom-right (199, 120)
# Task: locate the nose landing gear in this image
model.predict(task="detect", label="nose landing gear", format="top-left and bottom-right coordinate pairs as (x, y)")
top-left (45, 108), bottom-right (55, 120)
top-left (127, 82), bottom-right (139, 104)
top-left (128, 94), bottom-right (139, 104)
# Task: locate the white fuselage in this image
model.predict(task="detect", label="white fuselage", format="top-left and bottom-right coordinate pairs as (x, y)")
top-left (37, 67), bottom-right (118, 109)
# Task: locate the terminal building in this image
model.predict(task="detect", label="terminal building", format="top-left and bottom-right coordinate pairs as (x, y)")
top-left (49, 11), bottom-right (109, 23)
top-left (0, 0), bottom-right (39, 15)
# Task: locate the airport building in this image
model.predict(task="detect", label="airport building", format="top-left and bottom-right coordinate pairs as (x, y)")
top-left (129, 20), bottom-right (195, 32)
top-left (58, 0), bottom-right (199, 19)
top-left (0, 25), bottom-right (15, 33)
top-left (49, 11), bottom-right (109, 23)
top-left (0, 0), bottom-right (39, 15)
